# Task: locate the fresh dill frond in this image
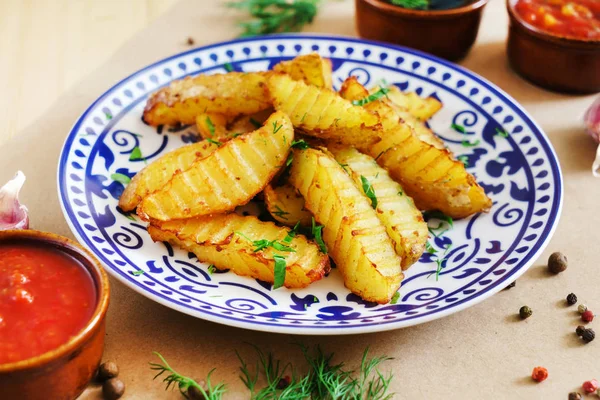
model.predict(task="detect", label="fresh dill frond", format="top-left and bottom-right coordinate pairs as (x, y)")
top-left (273, 205), bottom-right (290, 220)
top-left (206, 116), bottom-right (216, 136)
top-left (206, 137), bottom-right (223, 147)
top-left (352, 87), bottom-right (390, 107)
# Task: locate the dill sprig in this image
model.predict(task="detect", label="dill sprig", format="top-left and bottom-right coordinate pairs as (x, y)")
top-left (228, 0), bottom-right (321, 37)
top-left (352, 87), bottom-right (390, 107)
top-left (150, 352), bottom-right (227, 399)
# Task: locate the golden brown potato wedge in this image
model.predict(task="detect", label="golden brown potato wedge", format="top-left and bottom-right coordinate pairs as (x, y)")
top-left (195, 109), bottom-right (273, 141)
top-left (148, 214), bottom-right (330, 288)
top-left (288, 148), bottom-right (402, 304)
top-left (118, 140), bottom-right (219, 212)
top-left (143, 72), bottom-right (270, 126)
top-left (340, 77), bottom-right (491, 219)
top-left (390, 104), bottom-right (446, 150)
top-left (382, 85), bottom-right (442, 121)
top-left (271, 53), bottom-right (333, 89)
top-left (263, 183), bottom-right (313, 227)
top-left (328, 146), bottom-right (428, 269)
top-left (266, 73), bottom-right (382, 148)
top-left (137, 111), bottom-right (294, 221)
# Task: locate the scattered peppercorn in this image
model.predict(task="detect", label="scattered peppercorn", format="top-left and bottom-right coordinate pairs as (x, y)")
top-left (582, 328), bottom-right (595, 343)
top-left (582, 310), bottom-right (595, 323)
top-left (548, 251), bottom-right (568, 273)
top-left (276, 375), bottom-right (291, 390)
top-left (576, 325), bottom-right (586, 337)
top-left (188, 385), bottom-right (206, 400)
top-left (102, 378), bottom-right (125, 400)
top-left (504, 281), bottom-right (516, 290)
top-left (519, 305), bottom-right (533, 319)
top-left (97, 361), bottom-right (119, 382)
top-left (187, 37), bottom-right (195, 46)
top-left (578, 304), bottom-right (588, 314)
top-left (582, 379), bottom-right (599, 394)
top-left (568, 392), bottom-right (582, 400)
top-left (531, 366), bottom-right (548, 382)
top-left (566, 293), bottom-right (578, 305)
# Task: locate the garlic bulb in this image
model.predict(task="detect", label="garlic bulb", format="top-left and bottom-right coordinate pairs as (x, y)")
top-left (0, 171), bottom-right (29, 230)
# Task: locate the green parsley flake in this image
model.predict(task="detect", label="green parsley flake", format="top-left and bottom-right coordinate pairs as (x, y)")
top-left (111, 173), bottom-right (131, 185)
top-left (311, 217), bottom-right (327, 254)
top-left (272, 205), bottom-right (290, 220)
top-left (273, 255), bottom-right (287, 289)
top-left (397, 189), bottom-right (403, 196)
top-left (300, 112), bottom-right (307, 122)
top-left (223, 62), bottom-right (234, 72)
top-left (352, 87), bottom-right (390, 107)
top-left (425, 241), bottom-right (437, 254)
top-left (206, 116), bottom-right (215, 136)
top-left (285, 152), bottom-right (294, 167)
top-left (129, 146), bottom-right (145, 162)
top-left (207, 264), bottom-right (216, 275)
top-left (462, 139), bottom-right (481, 148)
top-left (235, 232), bottom-right (295, 253)
top-left (390, 292), bottom-right (400, 304)
top-left (105, 112), bottom-right (113, 120)
top-left (495, 127), bottom-right (509, 138)
top-left (132, 269), bottom-right (145, 276)
top-left (272, 121), bottom-right (283, 135)
top-left (451, 123), bottom-right (466, 134)
top-left (457, 155), bottom-right (469, 167)
top-left (291, 139), bottom-right (309, 149)
top-left (283, 222), bottom-right (300, 244)
top-left (360, 175), bottom-right (378, 209)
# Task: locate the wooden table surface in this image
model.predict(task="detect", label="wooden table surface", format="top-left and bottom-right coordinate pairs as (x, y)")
top-left (0, 0), bottom-right (177, 147)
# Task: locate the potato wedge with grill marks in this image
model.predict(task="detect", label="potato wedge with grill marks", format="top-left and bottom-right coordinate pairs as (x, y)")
top-left (271, 53), bottom-right (333, 89)
top-left (390, 104), bottom-right (446, 150)
top-left (118, 140), bottom-right (219, 212)
top-left (266, 73), bottom-right (382, 148)
top-left (328, 146), bottom-right (428, 269)
top-left (195, 109), bottom-right (273, 141)
top-left (143, 72), bottom-right (270, 126)
top-left (340, 77), bottom-right (491, 219)
top-left (288, 148), bottom-right (402, 304)
top-left (148, 214), bottom-right (330, 289)
top-left (137, 111), bottom-right (294, 221)
top-left (264, 183), bottom-right (313, 227)
top-left (380, 85), bottom-right (442, 121)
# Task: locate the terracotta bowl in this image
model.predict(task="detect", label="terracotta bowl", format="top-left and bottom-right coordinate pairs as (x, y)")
top-left (0, 230), bottom-right (110, 400)
top-left (506, 0), bottom-right (600, 94)
top-left (355, 0), bottom-right (489, 61)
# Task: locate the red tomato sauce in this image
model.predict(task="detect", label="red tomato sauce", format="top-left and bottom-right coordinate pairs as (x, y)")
top-left (0, 242), bottom-right (96, 364)
top-left (515, 0), bottom-right (600, 40)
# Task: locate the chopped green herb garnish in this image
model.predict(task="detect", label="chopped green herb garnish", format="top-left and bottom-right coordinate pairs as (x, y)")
top-left (207, 264), bottom-right (217, 275)
top-left (435, 244), bottom-right (453, 281)
top-left (272, 205), bottom-right (290, 220)
top-left (390, 292), bottom-right (400, 304)
top-left (397, 189), bottom-right (403, 196)
top-left (291, 139), bottom-right (309, 149)
top-left (457, 155), bottom-right (469, 167)
top-left (352, 87), bottom-right (390, 107)
top-left (206, 138), bottom-right (223, 147)
top-left (223, 62), bottom-right (234, 72)
top-left (283, 222), bottom-right (301, 244)
top-left (462, 139), bottom-right (481, 147)
top-left (425, 242), bottom-right (437, 254)
top-left (105, 112), bottom-right (113, 120)
top-left (423, 210), bottom-right (453, 238)
top-left (311, 217), bottom-right (327, 254)
top-left (273, 255), bottom-right (287, 289)
top-left (495, 127), bottom-right (509, 138)
top-left (235, 232), bottom-right (295, 253)
top-left (360, 175), bottom-right (378, 209)
top-left (300, 112), bottom-right (307, 122)
top-left (129, 146), bottom-right (146, 162)
top-left (111, 173), bottom-right (131, 184)
top-left (285, 152), bottom-right (294, 167)
top-left (249, 118), bottom-right (262, 129)
top-left (231, 132), bottom-right (243, 138)
top-left (272, 121), bottom-right (283, 135)
top-left (451, 123), bottom-right (466, 133)
top-left (337, 161), bottom-right (349, 173)
top-left (132, 269), bottom-right (145, 276)
top-left (206, 116), bottom-right (215, 136)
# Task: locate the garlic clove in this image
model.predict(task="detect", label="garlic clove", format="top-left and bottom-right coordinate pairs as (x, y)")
top-left (0, 171), bottom-right (29, 230)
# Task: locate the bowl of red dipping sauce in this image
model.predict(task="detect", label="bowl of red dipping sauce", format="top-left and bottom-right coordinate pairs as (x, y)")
top-left (0, 230), bottom-right (109, 400)
top-left (507, 0), bottom-right (600, 93)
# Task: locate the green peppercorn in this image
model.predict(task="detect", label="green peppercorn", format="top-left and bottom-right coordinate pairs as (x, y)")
top-left (578, 304), bottom-right (588, 314)
top-left (519, 306), bottom-right (533, 319)
top-left (548, 252), bottom-right (567, 273)
top-left (102, 378), bottom-right (125, 400)
top-left (569, 392), bottom-right (582, 400)
top-left (582, 328), bottom-right (595, 343)
top-left (566, 293), bottom-right (578, 306)
top-left (97, 361), bottom-right (119, 382)
top-left (576, 325), bottom-right (586, 337)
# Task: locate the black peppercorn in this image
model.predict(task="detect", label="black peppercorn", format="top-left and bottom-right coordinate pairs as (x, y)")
top-left (566, 293), bottom-right (578, 306)
top-left (503, 281), bottom-right (516, 290)
top-left (582, 328), bottom-right (595, 343)
top-left (576, 325), bottom-right (586, 337)
top-left (568, 392), bottom-right (582, 400)
top-left (102, 378), bottom-right (125, 400)
top-left (548, 252), bottom-right (568, 273)
top-left (97, 361), bottom-right (119, 381)
top-left (188, 386), bottom-right (207, 400)
top-left (276, 375), bottom-right (291, 390)
top-left (519, 305), bottom-right (533, 319)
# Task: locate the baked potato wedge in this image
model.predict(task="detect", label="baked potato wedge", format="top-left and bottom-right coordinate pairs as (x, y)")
top-left (264, 183), bottom-right (313, 227)
top-left (195, 109), bottom-right (273, 141)
top-left (143, 72), bottom-right (270, 126)
top-left (137, 111), bottom-right (294, 221)
top-left (148, 214), bottom-right (330, 288)
top-left (272, 53), bottom-right (333, 89)
top-left (328, 146), bottom-right (428, 269)
top-left (118, 140), bottom-right (219, 212)
top-left (381, 85), bottom-right (442, 121)
top-left (340, 77), bottom-right (492, 219)
top-left (288, 148), bottom-right (402, 304)
top-left (391, 105), bottom-right (446, 150)
top-left (266, 73), bottom-right (382, 148)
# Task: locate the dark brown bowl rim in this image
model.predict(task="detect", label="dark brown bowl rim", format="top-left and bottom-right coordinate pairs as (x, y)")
top-left (360, 0), bottom-right (489, 17)
top-left (0, 230), bottom-right (110, 373)
top-left (506, 0), bottom-right (600, 45)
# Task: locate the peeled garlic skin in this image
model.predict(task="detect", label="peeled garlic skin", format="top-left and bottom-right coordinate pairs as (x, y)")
top-left (0, 171), bottom-right (29, 230)
top-left (585, 97), bottom-right (600, 177)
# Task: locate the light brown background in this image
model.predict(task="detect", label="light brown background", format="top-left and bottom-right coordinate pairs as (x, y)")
top-left (1, 0), bottom-right (599, 398)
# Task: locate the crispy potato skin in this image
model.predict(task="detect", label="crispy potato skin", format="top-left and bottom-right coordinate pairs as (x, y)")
top-left (143, 72), bottom-right (271, 126)
top-left (138, 111), bottom-right (294, 221)
top-left (271, 53), bottom-right (333, 89)
top-left (289, 148), bottom-right (402, 304)
top-left (340, 78), bottom-right (492, 219)
top-left (148, 214), bottom-right (330, 288)
top-left (328, 146), bottom-right (428, 269)
top-left (264, 183), bottom-right (313, 227)
top-left (195, 109), bottom-right (273, 141)
top-left (384, 86), bottom-right (442, 121)
top-left (118, 140), bottom-right (219, 212)
top-left (266, 73), bottom-right (382, 148)
top-left (390, 104), bottom-right (446, 150)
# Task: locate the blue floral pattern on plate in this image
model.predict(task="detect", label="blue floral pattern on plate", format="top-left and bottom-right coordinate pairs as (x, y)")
top-left (58, 35), bottom-right (562, 335)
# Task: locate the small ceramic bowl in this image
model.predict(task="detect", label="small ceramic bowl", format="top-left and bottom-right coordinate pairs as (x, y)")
top-left (355, 0), bottom-right (489, 61)
top-left (506, 0), bottom-right (600, 94)
top-left (0, 230), bottom-right (110, 400)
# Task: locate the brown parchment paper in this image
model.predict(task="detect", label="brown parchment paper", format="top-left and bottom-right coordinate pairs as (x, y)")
top-left (1, 0), bottom-right (598, 398)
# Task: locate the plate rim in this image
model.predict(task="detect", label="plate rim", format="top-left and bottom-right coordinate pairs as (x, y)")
top-left (57, 33), bottom-right (564, 335)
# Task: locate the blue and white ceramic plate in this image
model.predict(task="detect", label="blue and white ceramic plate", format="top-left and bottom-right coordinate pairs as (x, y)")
top-left (58, 35), bottom-right (562, 335)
